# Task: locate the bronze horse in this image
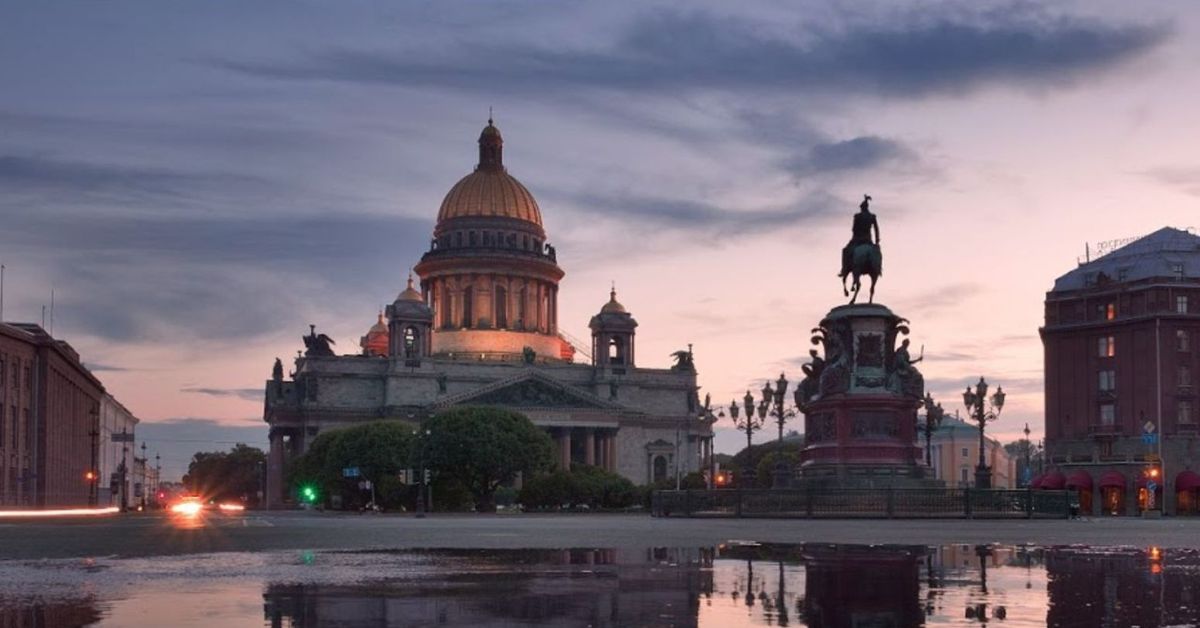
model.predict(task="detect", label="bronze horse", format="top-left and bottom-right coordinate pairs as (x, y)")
top-left (842, 242), bottom-right (882, 304)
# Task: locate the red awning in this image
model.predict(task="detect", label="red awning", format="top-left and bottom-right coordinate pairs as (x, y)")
top-left (1065, 470), bottom-right (1093, 490)
top-left (1176, 470), bottom-right (1200, 492)
top-left (1098, 471), bottom-right (1126, 489)
top-left (1028, 473), bottom-right (1045, 489)
top-left (1040, 471), bottom-right (1066, 490)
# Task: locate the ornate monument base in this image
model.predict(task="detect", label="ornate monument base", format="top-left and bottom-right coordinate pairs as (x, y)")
top-left (796, 303), bottom-right (942, 489)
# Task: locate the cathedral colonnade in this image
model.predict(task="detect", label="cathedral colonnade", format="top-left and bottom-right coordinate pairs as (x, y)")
top-left (552, 426), bottom-right (617, 472)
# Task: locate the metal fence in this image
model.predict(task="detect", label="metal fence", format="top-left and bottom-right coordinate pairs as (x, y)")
top-left (651, 488), bottom-right (1071, 519)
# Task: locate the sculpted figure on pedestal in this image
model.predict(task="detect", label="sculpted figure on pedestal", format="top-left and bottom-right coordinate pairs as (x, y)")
top-left (302, 325), bottom-right (336, 357)
top-left (839, 195), bottom-right (883, 304)
top-left (887, 338), bottom-right (924, 398)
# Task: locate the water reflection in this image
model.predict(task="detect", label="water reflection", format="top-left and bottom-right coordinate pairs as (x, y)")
top-left (3, 544), bottom-right (1200, 626)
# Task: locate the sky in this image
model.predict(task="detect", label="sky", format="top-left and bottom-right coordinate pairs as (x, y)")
top-left (2, 1), bottom-right (1198, 481)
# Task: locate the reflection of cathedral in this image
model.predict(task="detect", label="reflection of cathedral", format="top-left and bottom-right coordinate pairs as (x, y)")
top-left (262, 548), bottom-right (710, 628)
top-left (263, 119), bottom-right (713, 506)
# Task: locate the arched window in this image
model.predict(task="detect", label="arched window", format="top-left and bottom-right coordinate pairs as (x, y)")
top-left (608, 338), bottom-right (624, 365)
top-left (462, 288), bottom-right (473, 329)
top-left (404, 327), bottom-right (418, 357)
top-left (653, 456), bottom-right (668, 483)
top-left (494, 286), bottom-right (508, 329)
top-left (469, 231), bottom-right (477, 246)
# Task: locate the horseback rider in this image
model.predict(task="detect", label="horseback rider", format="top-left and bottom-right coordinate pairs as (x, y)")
top-left (839, 195), bottom-right (880, 279)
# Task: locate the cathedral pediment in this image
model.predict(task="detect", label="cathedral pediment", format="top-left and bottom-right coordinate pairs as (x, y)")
top-left (434, 371), bottom-right (623, 411)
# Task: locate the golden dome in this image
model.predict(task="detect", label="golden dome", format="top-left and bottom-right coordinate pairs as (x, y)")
top-left (600, 288), bottom-right (627, 314)
top-left (435, 118), bottom-right (544, 230)
top-left (436, 169), bottom-right (543, 227)
top-left (396, 274), bottom-right (423, 302)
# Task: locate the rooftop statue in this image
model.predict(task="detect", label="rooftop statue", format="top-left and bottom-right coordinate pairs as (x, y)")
top-left (670, 345), bottom-right (696, 372)
top-left (839, 194), bottom-right (882, 304)
top-left (302, 324), bottom-right (336, 357)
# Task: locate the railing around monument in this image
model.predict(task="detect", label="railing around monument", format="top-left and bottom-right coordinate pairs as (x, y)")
top-left (651, 488), bottom-right (1071, 519)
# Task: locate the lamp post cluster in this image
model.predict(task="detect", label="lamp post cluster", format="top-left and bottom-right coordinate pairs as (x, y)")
top-left (721, 372), bottom-right (799, 488)
top-left (920, 393), bottom-right (946, 469)
top-left (962, 376), bottom-right (1005, 489)
top-left (721, 392), bottom-right (766, 487)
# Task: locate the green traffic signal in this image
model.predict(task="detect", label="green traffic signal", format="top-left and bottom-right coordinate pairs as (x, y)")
top-left (300, 485), bottom-right (318, 503)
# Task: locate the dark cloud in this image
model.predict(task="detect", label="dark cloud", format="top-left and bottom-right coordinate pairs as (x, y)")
top-left (0, 154), bottom-right (273, 214)
top-left (84, 363), bottom-right (131, 372)
top-left (212, 8), bottom-right (1168, 97)
top-left (181, 387), bottom-right (264, 402)
top-left (893, 282), bottom-right (983, 317)
top-left (563, 190), bottom-right (840, 237)
top-left (0, 152), bottom-right (432, 342)
top-left (784, 136), bottom-right (915, 175)
top-left (1143, 167), bottom-right (1200, 197)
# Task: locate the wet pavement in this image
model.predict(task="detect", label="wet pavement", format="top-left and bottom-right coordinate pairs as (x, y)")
top-left (2, 512), bottom-right (1200, 626)
top-left (1, 543), bottom-right (1198, 627)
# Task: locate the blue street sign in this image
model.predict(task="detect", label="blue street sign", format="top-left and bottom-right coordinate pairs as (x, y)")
top-left (342, 467), bottom-right (360, 478)
top-left (1142, 433), bottom-right (1159, 445)
top-left (1147, 481), bottom-right (1158, 492)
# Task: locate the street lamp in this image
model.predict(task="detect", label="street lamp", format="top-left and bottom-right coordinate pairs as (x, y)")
top-left (1022, 423), bottom-right (1032, 487)
top-left (696, 394), bottom-right (718, 488)
top-left (919, 393), bottom-right (945, 469)
top-left (763, 373), bottom-right (798, 488)
top-left (962, 377), bottom-right (1005, 489)
top-left (721, 393), bottom-right (764, 487)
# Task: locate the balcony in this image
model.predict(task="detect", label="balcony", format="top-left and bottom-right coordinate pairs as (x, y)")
top-left (1087, 423), bottom-right (1124, 436)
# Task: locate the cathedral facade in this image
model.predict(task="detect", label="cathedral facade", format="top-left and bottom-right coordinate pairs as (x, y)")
top-left (263, 120), bottom-right (714, 508)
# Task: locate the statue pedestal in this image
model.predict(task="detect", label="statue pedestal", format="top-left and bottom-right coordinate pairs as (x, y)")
top-left (797, 303), bottom-right (939, 489)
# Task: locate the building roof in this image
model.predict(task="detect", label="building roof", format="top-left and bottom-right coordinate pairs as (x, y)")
top-left (600, 288), bottom-right (627, 314)
top-left (930, 416), bottom-right (1001, 447)
top-left (435, 120), bottom-right (543, 230)
top-left (1051, 227), bottom-right (1200, 292)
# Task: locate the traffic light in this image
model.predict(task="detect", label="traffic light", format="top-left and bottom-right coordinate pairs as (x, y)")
top-left (300, 484), bottom-right (319, 503)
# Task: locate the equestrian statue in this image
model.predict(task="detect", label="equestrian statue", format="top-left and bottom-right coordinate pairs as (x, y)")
top-left (838, 194), bottom-right (883, 304)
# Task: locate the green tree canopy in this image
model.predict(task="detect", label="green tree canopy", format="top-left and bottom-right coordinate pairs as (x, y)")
top-left (421, 406), bottom-right (554, 511)
top-left (287, 421), bottom-right (415, 508)
top-left (182, 443), bottom-right (266, 505)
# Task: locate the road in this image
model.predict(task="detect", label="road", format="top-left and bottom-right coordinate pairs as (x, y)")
top-left (3, 511), bottom-right (1200, 559)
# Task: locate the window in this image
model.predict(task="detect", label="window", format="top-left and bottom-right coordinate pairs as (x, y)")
top-left (494, 286), bottom-right (507, 329)
top-left (461, 288), bottom-right (473, 329)
top-left (403, 327), bottom-right (417, 357)
top-left (1096, 302), bottom-right (1115, 320)
top-left (1098, 370), bottom-right (1116, 392)
top-left (1182, 401), bottom-right (1196, 424)
top-left (961, 447), bottom-right (968, 458)
top-left (1117, 267), bottom-right (1130, 282)
top-left (1181, 365), bottom-right (1193, 387)
top-left (1173, 263), bottom-right (1186, 281)
top-left (1098, 336), bottom-right (1115, 358)
top-left (1180, 330), bottom-right (1192, 352)
top-left (960, 468), bottom-right (969, 484)
top-left (1178, 295), bottom-right (1190, 314)
top-left (1099, 403), bottom-right (1116, 425)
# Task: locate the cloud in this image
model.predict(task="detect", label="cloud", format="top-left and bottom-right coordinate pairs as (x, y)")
top-left (181, 387), bottom-right (264, 402)
top-left (0, 154), bottom-right (273, 215)
top-left (1142, 167), bottom-right (1200, 197)
top-left (783, 136), bottom-right (915, 175)
top-left (892, 282), bottom-right (983, 317)
top-left (0, 154), bottom-right (432, 343)
top-left (563, 190), bottom-right (841, 237)
top-left (212, 8), bottom-right (1168, 98)
top-left (136, 417), bottom-right (269, 482)
top-left (84, 363), bottom-right (131, 372)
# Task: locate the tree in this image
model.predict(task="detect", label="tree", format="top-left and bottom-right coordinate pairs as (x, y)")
top-left (287, 421), bottom-right (414, 509)
top-left (421, 406), bottom-right (554, 511)
top-left (182, 443), bottom-right (266, 506)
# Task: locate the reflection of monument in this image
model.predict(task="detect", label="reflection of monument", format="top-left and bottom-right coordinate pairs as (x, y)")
top-left (795, 196), bottom-right (930, 485)
top-left (802, 543), bottom-right (924, 628)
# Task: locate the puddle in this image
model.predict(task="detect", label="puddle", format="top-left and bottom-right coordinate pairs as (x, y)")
top-left (0, 544), bottom-right (1197, 626)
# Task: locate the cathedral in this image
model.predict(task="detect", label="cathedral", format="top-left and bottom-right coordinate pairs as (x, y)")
top-left (263, 119), bottom-right (714, 508)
